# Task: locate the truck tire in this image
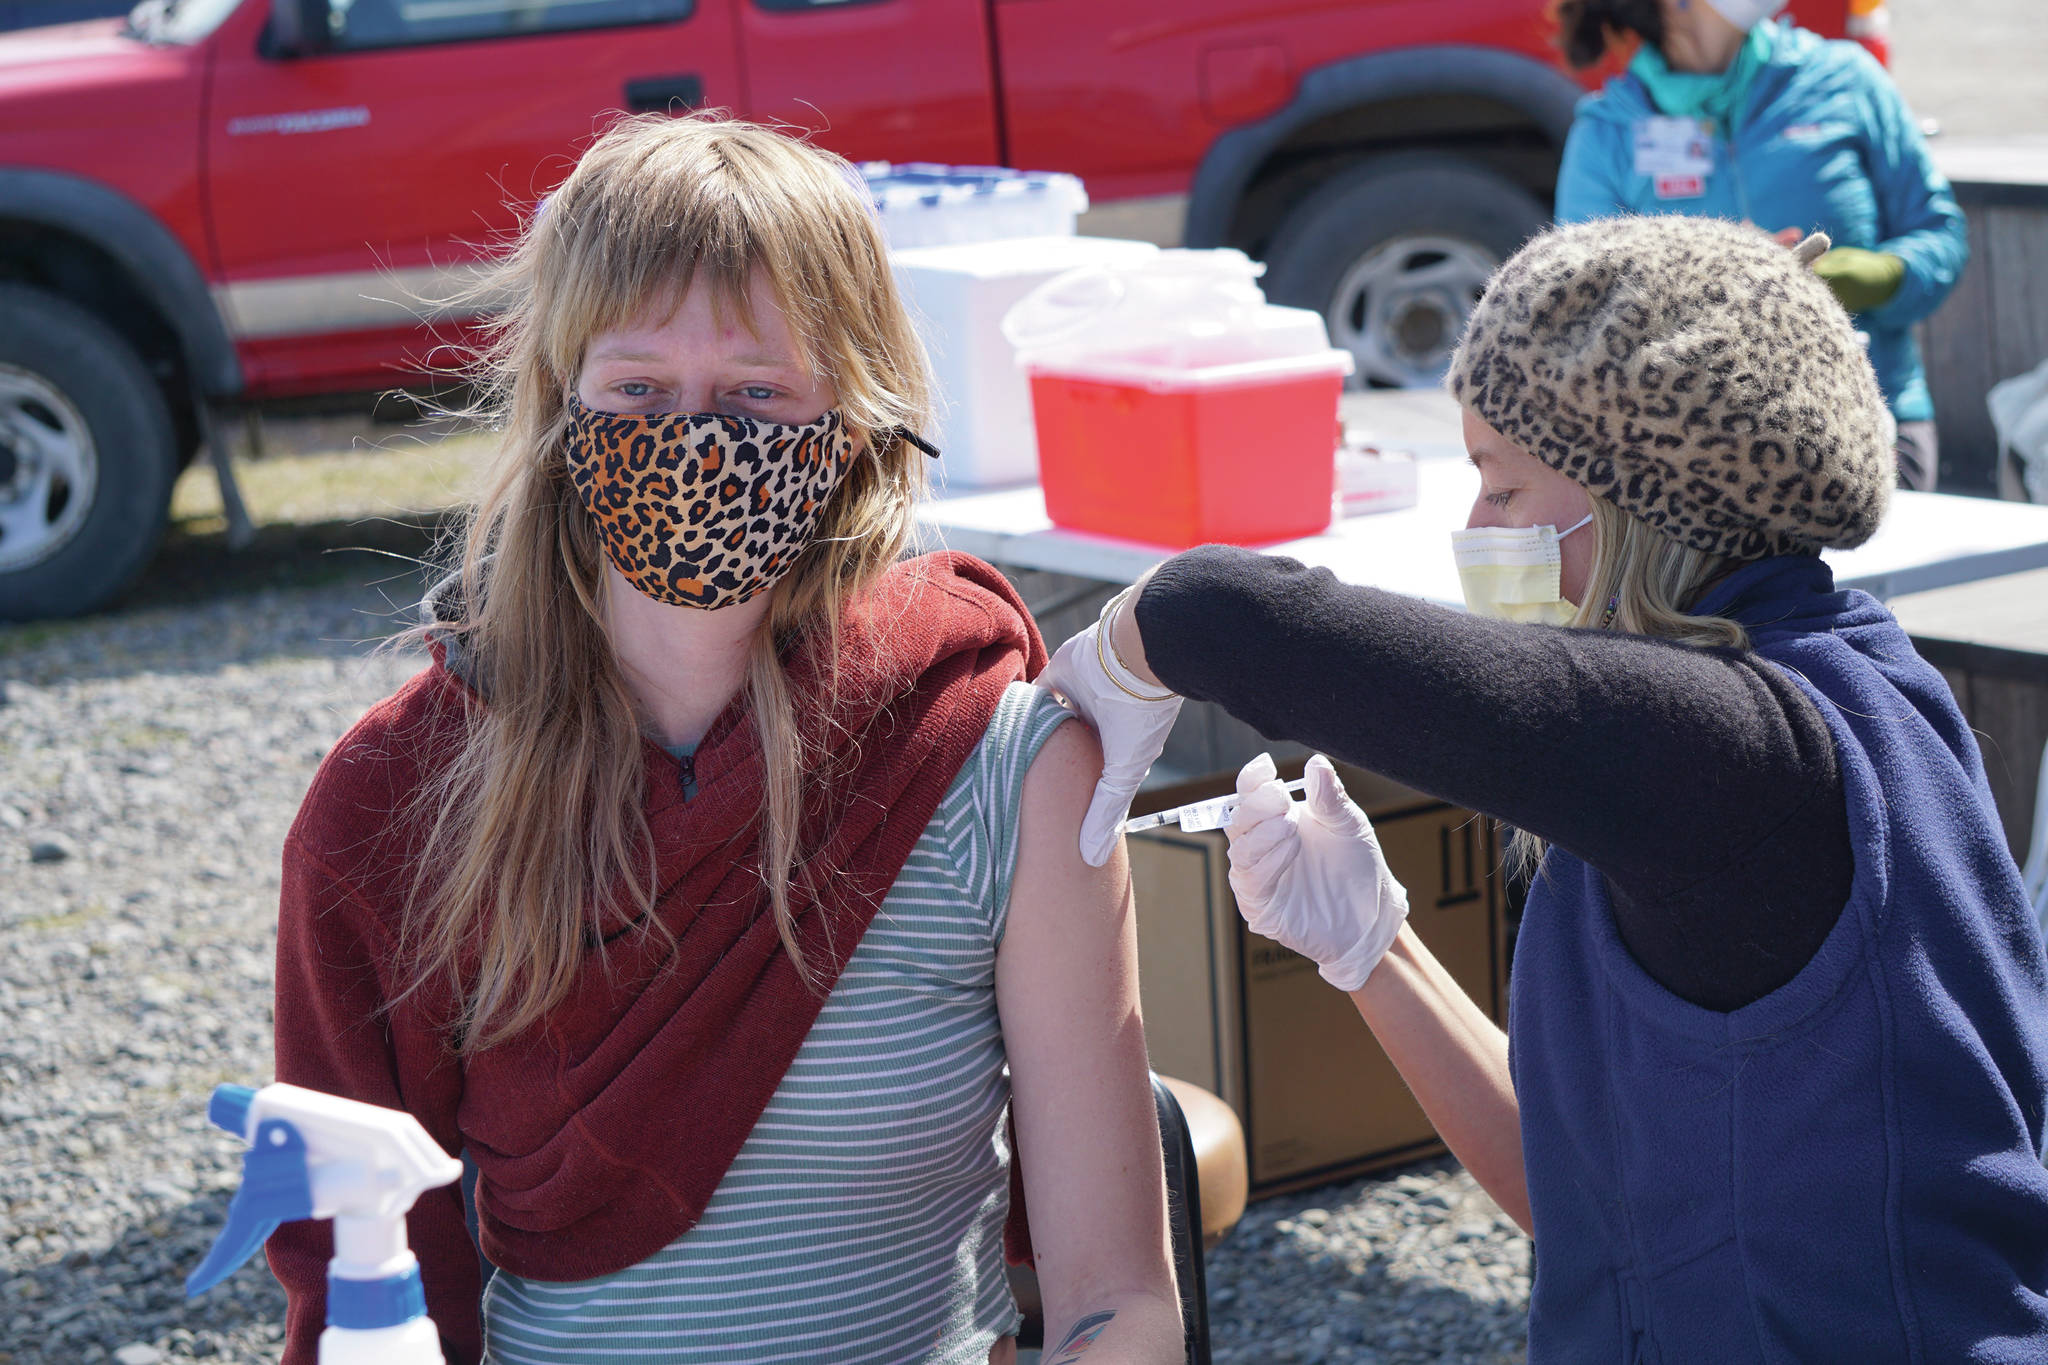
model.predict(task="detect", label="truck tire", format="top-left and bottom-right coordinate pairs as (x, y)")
top-left (0, 284), bottom-right (177, 621)
top-left (1260, 154), bottom-right (1550, 390)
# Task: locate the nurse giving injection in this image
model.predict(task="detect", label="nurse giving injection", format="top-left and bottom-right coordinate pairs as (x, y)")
top-left (1039, 216), bottom-right (2048, 1364)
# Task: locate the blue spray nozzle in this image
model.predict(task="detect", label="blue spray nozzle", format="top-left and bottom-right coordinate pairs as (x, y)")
top-left (209, 1083), bottom-right (257, 1138)
top-left (184, 1115), bottom-right (315, 1298)
top-left (185, 1080), bottom-right (462, 1357)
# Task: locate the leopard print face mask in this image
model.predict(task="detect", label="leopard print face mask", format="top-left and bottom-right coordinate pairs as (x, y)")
top-left (564, 396), bottom-right (859, 610)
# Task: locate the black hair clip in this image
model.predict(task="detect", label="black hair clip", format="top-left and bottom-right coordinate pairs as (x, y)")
top-left (892, 428), bottom-right (941, 460)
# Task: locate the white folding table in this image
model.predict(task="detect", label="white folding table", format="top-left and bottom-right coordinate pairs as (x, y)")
top-left (915, 390), bottom-right (2048, 605)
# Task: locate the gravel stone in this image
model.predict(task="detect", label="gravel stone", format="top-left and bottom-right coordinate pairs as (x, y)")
top-left (1, 574), bottom-right (1532, 1363)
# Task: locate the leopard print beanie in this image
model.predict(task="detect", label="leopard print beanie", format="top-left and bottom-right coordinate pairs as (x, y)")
top-left (1446, 215), bottom-right (1893, 560)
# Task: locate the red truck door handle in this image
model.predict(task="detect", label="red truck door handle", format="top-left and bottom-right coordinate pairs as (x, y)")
top-left (623, 75), bottom-right (704, 114)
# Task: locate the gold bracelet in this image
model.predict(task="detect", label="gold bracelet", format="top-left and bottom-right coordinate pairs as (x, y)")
top-left (1108, 587), bottom-right (1178, 697)
top-left (1095, 588), bottom-right (1177, 703)
top-left (1104, 588), bottom-right (1143, 677)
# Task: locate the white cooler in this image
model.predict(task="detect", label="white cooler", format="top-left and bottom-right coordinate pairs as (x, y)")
top-left (893, 235), bottom-right (1160, 489)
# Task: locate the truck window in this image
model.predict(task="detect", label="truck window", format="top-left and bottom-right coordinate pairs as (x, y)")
top-left (323, 0), bottom-right (692, 50)
top-left (142, 0), bottom-right (247, 43)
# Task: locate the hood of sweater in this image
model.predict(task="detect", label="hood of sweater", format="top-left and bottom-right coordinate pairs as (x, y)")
top-left (419, 566), bottom-right (480, 695)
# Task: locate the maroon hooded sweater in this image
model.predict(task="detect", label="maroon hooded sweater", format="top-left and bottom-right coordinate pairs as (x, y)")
top-left (266, 552), bottom-right (1046, 1365)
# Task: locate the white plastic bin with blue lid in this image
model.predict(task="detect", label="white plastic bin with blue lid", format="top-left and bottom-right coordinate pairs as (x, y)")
top-left (861, 162), bottom-right (1089, 251)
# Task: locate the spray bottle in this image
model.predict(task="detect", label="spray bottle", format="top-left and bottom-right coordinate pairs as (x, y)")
top-left (185, 1081), bottom-right (464, 1365)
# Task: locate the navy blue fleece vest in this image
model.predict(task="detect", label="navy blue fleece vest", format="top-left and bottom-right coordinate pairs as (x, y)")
top-left (1511, 555), bottom-right (2048, 1363)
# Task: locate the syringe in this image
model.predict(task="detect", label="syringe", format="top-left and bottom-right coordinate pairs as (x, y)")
top-left (1123, 778), bottom-right (1310, 835)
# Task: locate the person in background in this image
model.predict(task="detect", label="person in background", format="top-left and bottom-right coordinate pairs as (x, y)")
top-left (266, 114), bottom-right (1180, 1365)
top-left (1043, 215), bottom-right (2048, 1362)
top-left (1551, 0), bottom-right (1966, 490)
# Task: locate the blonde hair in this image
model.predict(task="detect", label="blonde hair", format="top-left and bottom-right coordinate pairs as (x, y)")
top-left (396, 112), bottom-right (933, 1050)
top-left (1569, 496), bottom-right (1750, 650)
top-left (1510, 495), bottom-right (1751, 877)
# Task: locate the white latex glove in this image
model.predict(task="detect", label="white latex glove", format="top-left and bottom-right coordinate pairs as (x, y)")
top-left (1225, 752), bottom-right (1410, 992)
top-left (1036, 606), bottom-right (1183, 868)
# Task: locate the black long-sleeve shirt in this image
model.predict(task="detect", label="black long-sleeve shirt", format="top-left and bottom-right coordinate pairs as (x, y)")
top-left (1137, 545), bottom-right (1856, 1012)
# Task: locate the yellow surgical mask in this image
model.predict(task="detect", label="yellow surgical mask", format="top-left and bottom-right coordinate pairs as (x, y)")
top-left (1449, 513), bottom-right (1593, 625)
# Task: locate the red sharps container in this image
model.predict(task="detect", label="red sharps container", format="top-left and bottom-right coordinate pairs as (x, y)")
top-left (1006, 250), bottom-right (1353, 548)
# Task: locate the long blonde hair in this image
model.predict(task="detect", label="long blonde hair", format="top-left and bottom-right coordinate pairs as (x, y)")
top-left (1509, 494), bottom-right (1751, 877)
top-left (398, 113), bottom-right (933, 1051)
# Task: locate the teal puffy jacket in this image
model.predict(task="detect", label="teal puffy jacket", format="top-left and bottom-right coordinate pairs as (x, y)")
top-left (1555, 21), bottom-right (1966, 423)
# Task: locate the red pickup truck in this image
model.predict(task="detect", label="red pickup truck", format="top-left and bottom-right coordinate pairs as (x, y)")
top-left (0, 0), bottom-right (1879, 619)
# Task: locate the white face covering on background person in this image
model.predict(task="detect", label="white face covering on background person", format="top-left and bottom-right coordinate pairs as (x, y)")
top-left (1450, 514), bottom-right (1593, 625)
top-left (1699, 0), bottom-right (1787, 31)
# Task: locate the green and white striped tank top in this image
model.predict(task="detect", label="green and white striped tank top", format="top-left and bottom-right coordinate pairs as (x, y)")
top-left (481, 682), bottom-right (1073, 1365)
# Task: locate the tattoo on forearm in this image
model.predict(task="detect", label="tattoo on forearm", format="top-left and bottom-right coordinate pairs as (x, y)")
top-left (1044, 1310), bottom-right (1117, 1364)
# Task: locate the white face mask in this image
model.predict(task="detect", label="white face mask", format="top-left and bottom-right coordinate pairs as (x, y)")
top-left (1449, 513), bottom-right (1593, 625)
top-left (1699, 0), bottom-right (1787, 32)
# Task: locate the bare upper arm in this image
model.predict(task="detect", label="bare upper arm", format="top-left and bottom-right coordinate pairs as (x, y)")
top-left (995, 717), bottom-right (1177, 1317)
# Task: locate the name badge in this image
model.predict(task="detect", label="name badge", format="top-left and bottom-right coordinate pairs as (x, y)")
top-left (1634, 115), bottom-right (1715, 185)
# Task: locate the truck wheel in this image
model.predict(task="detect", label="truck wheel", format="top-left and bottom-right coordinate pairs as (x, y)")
top-left (1260, 154), bottom-right (1549, 390)
top-left (0, 285), bottom-right (177, 621)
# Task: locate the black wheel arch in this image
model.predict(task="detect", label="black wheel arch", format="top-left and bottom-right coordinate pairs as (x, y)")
top-left (1183, 44), bottom-right (1585, 252)
top-left (0, 168), bottom-right (242, 407)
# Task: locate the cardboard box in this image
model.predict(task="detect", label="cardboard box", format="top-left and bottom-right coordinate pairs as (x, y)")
top-left (1129, 759), bottom-right (1507, 1195)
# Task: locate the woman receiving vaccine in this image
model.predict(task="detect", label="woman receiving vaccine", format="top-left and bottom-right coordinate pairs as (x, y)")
top-left (1046, 215), bottom-right (2048, 1362)
top-left (269, 114), bottom-right (1180, 1365)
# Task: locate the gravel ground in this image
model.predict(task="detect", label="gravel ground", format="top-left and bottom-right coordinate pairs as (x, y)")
top-left (0, 576), bottom-right (1530, 1365)
top-left (1207, 1165), bottom-right (1528, 1365)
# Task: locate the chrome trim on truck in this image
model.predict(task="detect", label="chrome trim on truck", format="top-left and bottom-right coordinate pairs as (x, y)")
top-left (212, 263), bottom-right (499, 339)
